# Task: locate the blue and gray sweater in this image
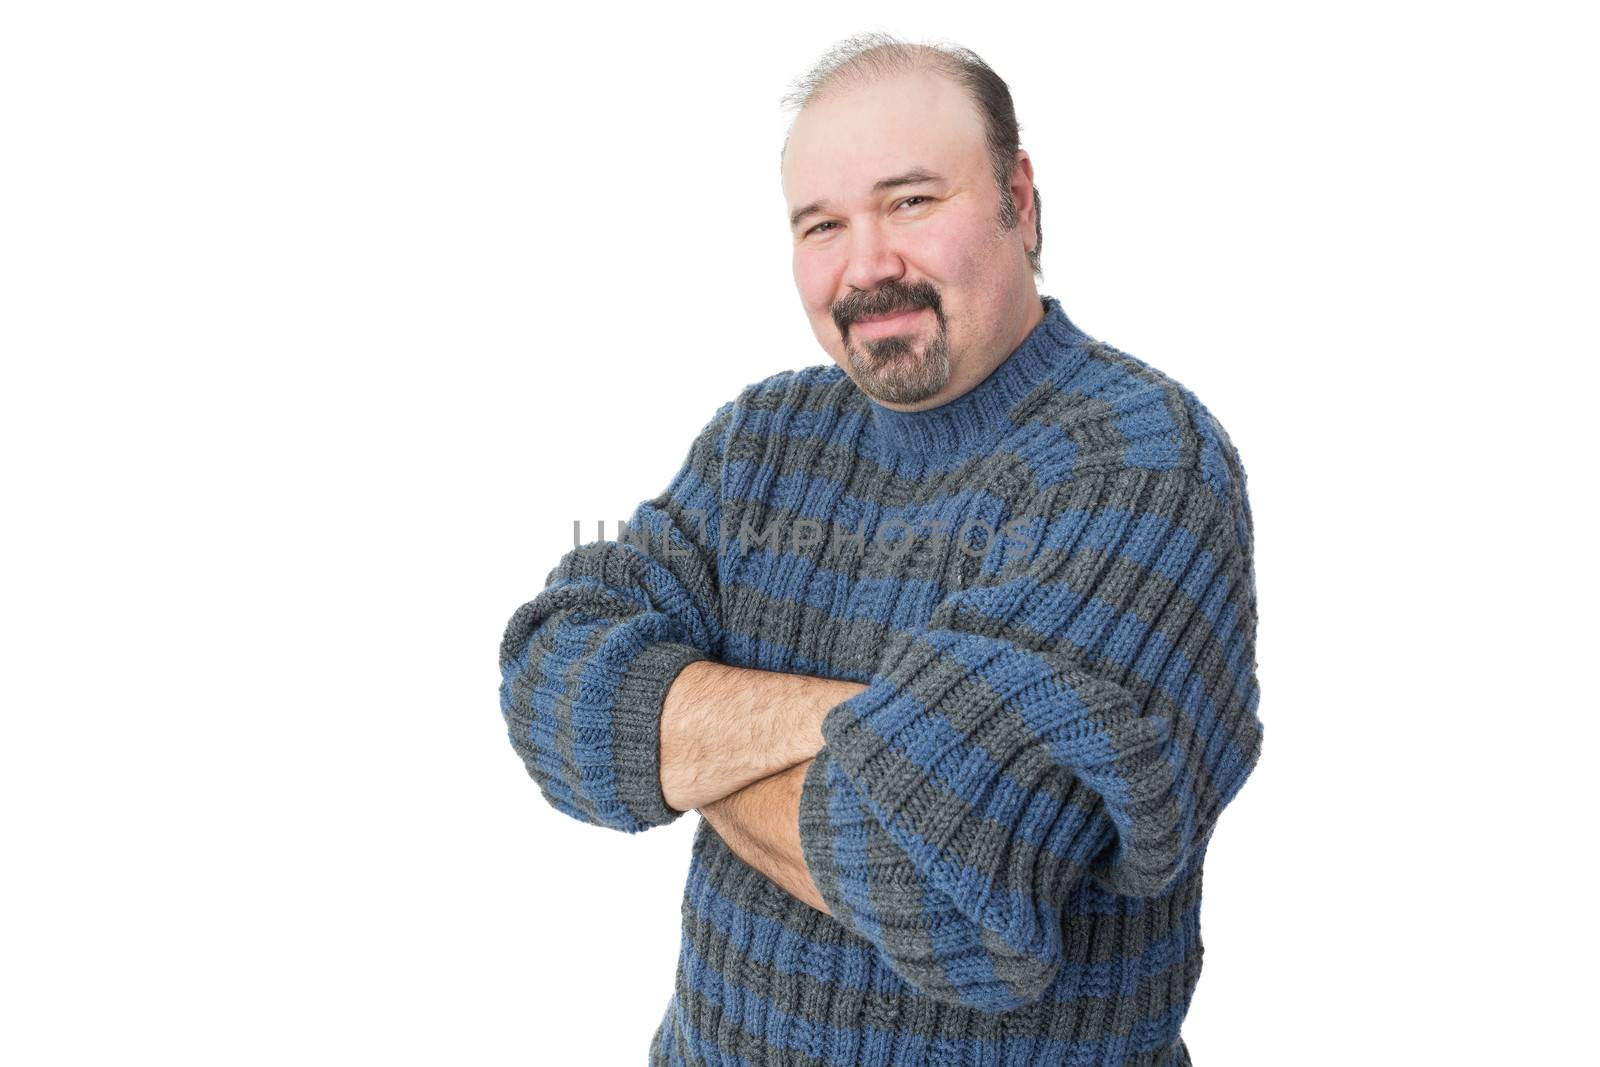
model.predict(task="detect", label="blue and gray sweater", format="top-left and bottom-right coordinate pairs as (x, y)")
top-left (499, 295), bottom-right (1263, 1067)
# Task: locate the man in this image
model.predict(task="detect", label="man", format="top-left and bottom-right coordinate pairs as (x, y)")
top-left (499, 32), bottom-right (1261, 1067)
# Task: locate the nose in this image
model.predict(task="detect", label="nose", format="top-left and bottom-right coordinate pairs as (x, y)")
top-left (840, 218), bottom-right (905, 295)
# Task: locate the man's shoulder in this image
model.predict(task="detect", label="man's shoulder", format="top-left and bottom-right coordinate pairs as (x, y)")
top-left (1035, 336), bottom-right (1248, 513)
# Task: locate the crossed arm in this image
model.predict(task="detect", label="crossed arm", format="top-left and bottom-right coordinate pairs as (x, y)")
top-left (660, 660), bottom-right (865, 914)
top-left (506, 462), bottom-right (1262, 1012)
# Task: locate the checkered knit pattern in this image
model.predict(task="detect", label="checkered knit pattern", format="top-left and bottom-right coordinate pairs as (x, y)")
top-left (499, 296), bottom-right (1262, 1066)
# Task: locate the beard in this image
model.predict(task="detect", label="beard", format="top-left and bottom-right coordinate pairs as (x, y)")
top-left (844, 325), bottom-right (952, 405)
top-left (832, 279), bottom-right (953, 406)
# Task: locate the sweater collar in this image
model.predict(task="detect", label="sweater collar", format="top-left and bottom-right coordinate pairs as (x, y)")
top-left (863, 294), bottom-right (1090, 457)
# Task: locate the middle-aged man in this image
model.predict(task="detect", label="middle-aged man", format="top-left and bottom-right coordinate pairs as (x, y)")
top-left (500, 32), bottom-right (1262, 1067)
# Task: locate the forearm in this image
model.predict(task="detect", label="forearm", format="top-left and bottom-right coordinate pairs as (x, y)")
top-left (698, 758), bottom-right (829, 914)
top-left (659, 660), bottom-right (862, 811)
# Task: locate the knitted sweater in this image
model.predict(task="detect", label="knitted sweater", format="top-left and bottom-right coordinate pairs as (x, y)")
top-left (499, 295), bottom-right (1262, 1067)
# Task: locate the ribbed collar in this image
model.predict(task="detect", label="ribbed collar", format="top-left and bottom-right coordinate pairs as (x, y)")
top-left (863, 294), bottom-right (1090, 457)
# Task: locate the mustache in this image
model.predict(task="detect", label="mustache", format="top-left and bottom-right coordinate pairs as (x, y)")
top-left (832, 282), bottom-right (942, 334)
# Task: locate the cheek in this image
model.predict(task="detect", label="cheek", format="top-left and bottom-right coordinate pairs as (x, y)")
top-left (792, 251), bottom-right (836, 313)
top-left (925, 215), bottom-right (999, 282)
top-left (953, 239), bottom-right (994, 284)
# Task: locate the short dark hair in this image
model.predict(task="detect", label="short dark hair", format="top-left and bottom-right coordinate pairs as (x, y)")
top-left (780, 32), bottom-right (1042, 277)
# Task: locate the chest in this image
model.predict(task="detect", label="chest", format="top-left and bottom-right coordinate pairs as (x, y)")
top-left (714, 445), bottom-right (1034, 680)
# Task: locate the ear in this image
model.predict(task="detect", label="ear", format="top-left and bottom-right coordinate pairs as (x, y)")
top-left (1010, 150), bottom-right (1038, 249)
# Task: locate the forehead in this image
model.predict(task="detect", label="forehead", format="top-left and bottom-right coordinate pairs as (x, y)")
top-left (781, 71), bottom-right (988, 204)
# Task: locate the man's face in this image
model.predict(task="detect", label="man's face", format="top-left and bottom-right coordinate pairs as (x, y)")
top-left (781, 71), bottom-right (1037, 409)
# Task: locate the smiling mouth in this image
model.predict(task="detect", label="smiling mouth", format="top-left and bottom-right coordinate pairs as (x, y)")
top-left (856, 306), bottom-right (922, 323)
top-left (851, 307), bottom-right (929, 336)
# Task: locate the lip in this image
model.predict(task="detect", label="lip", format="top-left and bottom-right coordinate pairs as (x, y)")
top-left (851, 306), bottom-right (927, 337)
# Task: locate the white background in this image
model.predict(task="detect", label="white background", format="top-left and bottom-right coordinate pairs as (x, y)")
top-left (3, 2), bottom-right (1595, 1064)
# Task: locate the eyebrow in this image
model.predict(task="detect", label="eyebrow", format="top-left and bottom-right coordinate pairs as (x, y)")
top-left (788, 168), bottom-right (945, 230)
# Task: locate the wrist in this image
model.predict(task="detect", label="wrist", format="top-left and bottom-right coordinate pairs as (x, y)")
top-left (814, 680), bottom-right (867, 737)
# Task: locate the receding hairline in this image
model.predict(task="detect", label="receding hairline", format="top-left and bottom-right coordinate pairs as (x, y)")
top-left (778, 36), bottom-right (980, 168)
top-left (784, 40), bottom-right (964, 108)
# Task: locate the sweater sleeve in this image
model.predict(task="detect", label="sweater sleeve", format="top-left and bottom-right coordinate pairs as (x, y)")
top-left (797, 465), bottom-right (1263, 1012)
top-left (498, 400), bottom-right (735, 834)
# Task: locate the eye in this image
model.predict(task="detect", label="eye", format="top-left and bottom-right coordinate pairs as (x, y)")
top-left (803, 197), bottom-right (932, 239)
